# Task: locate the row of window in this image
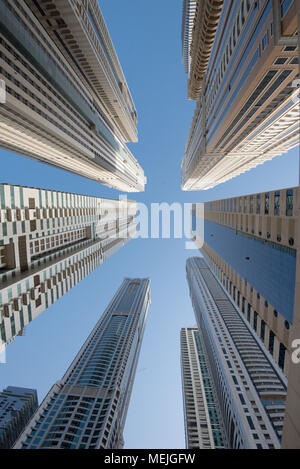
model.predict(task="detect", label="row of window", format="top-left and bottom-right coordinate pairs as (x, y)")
top-left (206, 189), bottom-right (294, 217)
top-left (224, 278), bottom-right (288, 371)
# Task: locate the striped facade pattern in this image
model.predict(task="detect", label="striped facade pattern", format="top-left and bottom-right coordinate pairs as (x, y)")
top-left (0, 0), bottom-right (145, 192)
top-left (182, 0), bottom-right (299, 190)
top-left (180, 327), bottom-right (224, 449)
top-left (186, 257), bottom-right (287, 449)
top-left (0, 183), bottom-right (138, 350)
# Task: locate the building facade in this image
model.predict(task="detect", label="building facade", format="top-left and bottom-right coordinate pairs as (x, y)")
top-left (181, 0), bottom-right (197, 77)
top-left (180, 326), bottom-right (225, 449)
top-left (191, 186), bottom-right (298, 376)
top-left (282, 21), bottom-right (300, 446)
top-left (0, 0), bottom-right (146, 192)
top-left (0, 183), bottom-right (138, 350)
top-left (14, 278), bottom-right (151, 449)
top-left (186, 257), bottom-right (288, 449)
top-left (0, 386), bottom-right (38, 448)
top-left (182, 0), bottom-right (299, 190)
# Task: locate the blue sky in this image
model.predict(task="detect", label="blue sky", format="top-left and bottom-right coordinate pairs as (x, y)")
top-left (0, 0), bottom-right (299, 449)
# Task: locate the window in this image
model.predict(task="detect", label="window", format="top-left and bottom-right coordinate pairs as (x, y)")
top-left (286, 190), bottom-right (293, 216)
top-left (250, 196), bottom-right (254, 213)
top-left (274, 191), bottom-right (280, 216)
top-left (264, 193), bottom-right (269, 215)
top-left (247, 303), bottom-right (251, 321)
top-left (253, 311), bottom-right (258, 331)
top-left (274, 57), bottom-right (288, 65)
top-left (260, 320), bottom-right (265, 342)
top-left (256, 194), bottom-right (261, 214)
top-left (262, 33), bottom-right (268, 51)
top-left (279, 343), bottom-right (286, 369)
top-left (29, 198), bottom-right (35, 209)
top-left (281, 0), bottom-right (293, 18)
top-left (269, 330), bottom-right (275, 355)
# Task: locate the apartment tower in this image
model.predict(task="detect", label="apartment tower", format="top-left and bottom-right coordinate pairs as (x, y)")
top-left (191, 187), bottom-right (298, 376)
top-left (181, 0), bottom-right (299, 190)
top-left (0, 183), bottom-right (138, 350)
top-left (0, 0), bottom-right (145, 192)
top-left (180, 326), bottom-right (225, 449)
top-left (0, 386), bottom-right (38, 448)
top-left (14, 278), bottom-right (151, 449)
top-left (186, 257), bottom-right (287, 449)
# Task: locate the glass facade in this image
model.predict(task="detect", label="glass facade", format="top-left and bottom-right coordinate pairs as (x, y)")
top-left (14, 279), bottom-right (150, 449)
top-left (203, 220), bottom-right (296, 323)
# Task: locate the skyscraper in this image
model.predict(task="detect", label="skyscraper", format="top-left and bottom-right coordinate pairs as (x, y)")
top-left (0, 0), bottom-right (146, 192)
top-left (14, 278), bottom-right (151, 449)
top-left (0, 183), bottom-right (138, 350)
top-left (180, 326), bottom-right (224, 449)
top-left (186, 257), bottom-right (287, 449)
top-left (191, 187), bottom-right (298, 375)
top-left (181, 0), bottom-right (197, 77)
top-left (0, 386), bottom-right (38, 448)
top-left (181, 0), bottom-right (299, 190)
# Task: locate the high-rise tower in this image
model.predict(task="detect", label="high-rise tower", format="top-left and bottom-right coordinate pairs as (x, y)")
top-left (0, 183), bottom-right (138, 350)
top-left (186, 257), bottom-right (287, 449)
top-left (0, 386), bottom-right (38, 448)
top-left (181, 0), bottom-right (299, 190)
top-left (180, 326), bottom-right (225, 449)
top-left (181, 0), bottom-right (197, 77)
top-left (191, 187), bottom-right (298, 375)
top-left (14, 278), bottom-right (150, 449)
top-left (0, 0), bottom-right (146, 192)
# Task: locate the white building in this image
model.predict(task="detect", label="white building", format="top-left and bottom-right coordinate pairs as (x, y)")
top-left (180, 326), bottom-right (225, 449)
top-left (181, 0), bottom-right (299, 190)
top-left (0, 183), bottom-right (138, 349)
top-left (0, 0), bottom-right (146, 192)
top-left (186, 257), bottom-right (287, 449)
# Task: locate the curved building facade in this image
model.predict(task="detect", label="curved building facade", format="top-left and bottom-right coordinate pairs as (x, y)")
top-left (0, 0), bottom-right (146, 192)
top-left (13, 278), bottom-right (151, 449)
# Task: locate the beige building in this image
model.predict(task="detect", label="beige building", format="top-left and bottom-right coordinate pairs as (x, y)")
top-left (181, 0), bottom-right (299, 190)
top-left (0, 0), bottom-right (146, 192)
top-left (192, 186), bottom-right (298, 377)
top-left (281, 9), bottom-right (300, 448)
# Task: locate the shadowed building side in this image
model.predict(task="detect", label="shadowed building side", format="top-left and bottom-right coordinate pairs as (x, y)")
top-left (0, 0), bottom-right (146, 192)
top-left (182, 0), bottom-right (299, 190)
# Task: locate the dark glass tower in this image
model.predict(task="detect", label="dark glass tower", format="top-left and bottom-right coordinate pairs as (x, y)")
top-left (0, 386), bottom-right (38, 448)
top-left (14, 278), bottom-right (150, 449)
